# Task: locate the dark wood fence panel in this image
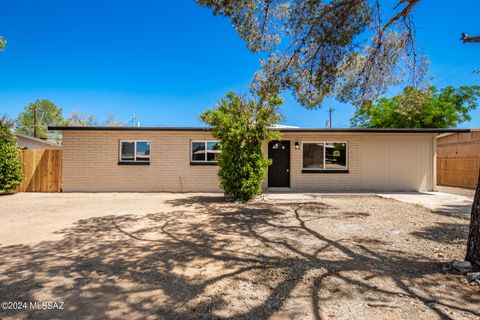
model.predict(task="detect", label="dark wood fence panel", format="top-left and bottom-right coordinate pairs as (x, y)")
top-left (437, 131), bottom-right (480, 189)
top-left (14, 150), bottom-right (62, 192)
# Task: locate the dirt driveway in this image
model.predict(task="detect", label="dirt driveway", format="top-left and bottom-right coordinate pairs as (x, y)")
top-left (0, 193), bottom-right (478, 319)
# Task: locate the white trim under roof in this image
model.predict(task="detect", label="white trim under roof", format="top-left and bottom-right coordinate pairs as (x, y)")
top-left (271, 124), bottom-right (300, 129)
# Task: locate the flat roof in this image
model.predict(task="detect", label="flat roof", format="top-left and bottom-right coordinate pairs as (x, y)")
top-left (48, 126), bottom-right (471, 133)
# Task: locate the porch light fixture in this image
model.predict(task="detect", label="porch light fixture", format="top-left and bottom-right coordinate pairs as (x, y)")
top-left (295, 142), bottom-right (300, 150)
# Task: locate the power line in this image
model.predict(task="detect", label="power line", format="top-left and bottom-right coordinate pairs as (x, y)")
top-left (432, 56), bottom-right (480, 87)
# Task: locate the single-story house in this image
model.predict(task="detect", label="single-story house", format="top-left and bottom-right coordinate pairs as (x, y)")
top-left (15, 133), bottom-right (62, 150)
top-left (49, 126), bottom-right (469, 193)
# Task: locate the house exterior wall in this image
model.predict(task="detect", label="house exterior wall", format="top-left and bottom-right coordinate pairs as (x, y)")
top-left (61, 130), bottom-right (436, 192)
top-left (62, 130), bottom-right (221, 192)
top-left (278, 132), bottom-right (435, 192)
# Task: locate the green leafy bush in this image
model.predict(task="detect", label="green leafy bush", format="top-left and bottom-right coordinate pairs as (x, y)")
top-left (201, 92), bottom-right (282, 201)
top-left (0, 117), bottom-right (23, 193)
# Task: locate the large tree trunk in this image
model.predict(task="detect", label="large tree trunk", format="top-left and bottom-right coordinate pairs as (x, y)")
top-left (466, 170), bottom-right (480, 267)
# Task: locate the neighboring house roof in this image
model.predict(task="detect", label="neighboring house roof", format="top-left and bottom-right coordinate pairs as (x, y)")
top-left (436, 128), bottom-right (479, 139)
top-left (15, 133), bottom-right (62, 149)
top-left (48, 126), bottom-right (470, 134)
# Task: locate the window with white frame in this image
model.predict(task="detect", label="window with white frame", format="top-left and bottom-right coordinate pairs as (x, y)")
top-left (302, 142), bottom-right (347, 171)
top-left (191, 141), bottom-right (221, 163)
top-left (119, 141), bottom-right (150, 162)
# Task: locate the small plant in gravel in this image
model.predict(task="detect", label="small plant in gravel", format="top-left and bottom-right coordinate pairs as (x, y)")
top-left (0, 116), bottom-right (23, 193)
top-left (201, 92), bottom-right (282, 201)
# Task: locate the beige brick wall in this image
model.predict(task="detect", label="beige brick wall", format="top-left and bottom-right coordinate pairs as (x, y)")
top-left (61, 130), bottom-right (436, 192)
top-left (272, 132), bottom-right (436, 192)
top-left (359, 134), bottom-right (435, 191)
top-left (279, 133), bottom-right (363, 191)
top-left (62, 130), bottom-right (221, 192)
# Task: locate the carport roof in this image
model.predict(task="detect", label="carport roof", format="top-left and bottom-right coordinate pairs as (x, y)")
top-left (48, 126), bottom-right (471, 133)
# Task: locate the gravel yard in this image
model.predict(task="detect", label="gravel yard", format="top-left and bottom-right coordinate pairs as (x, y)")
top-left (0, 193), bottom-right (478, 319)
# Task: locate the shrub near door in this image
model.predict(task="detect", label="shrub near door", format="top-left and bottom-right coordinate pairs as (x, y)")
top-left (201, 92), bottom-right (283, 201)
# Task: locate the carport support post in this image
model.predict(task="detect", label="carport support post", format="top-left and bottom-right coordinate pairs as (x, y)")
top-left (465, 169), bottom-right (480, 267)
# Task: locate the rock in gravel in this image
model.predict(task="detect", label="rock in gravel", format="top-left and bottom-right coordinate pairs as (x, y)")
top-left (466, 272), bottom-right (480, 282)
top-left (442, 265), bottom-right (453, 273)
top-left (452, 260), bottom-right (473, 273)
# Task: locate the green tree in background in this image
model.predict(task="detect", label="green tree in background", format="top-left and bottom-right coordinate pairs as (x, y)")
top-left (351, 86), bottom-right (480, 128)
top-left (16, 99), bottom-right (65, 139)
top-left (0, 36), bottom-right (6, 51)
top-left (201, 92), bottom-right (282, 201)
top-left (0, 116), bottom-right (23, 193)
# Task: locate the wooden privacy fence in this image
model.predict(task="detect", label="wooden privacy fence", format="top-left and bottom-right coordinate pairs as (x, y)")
top-left (437, 131), bottom-right (480, 189)
top-left (14, 150), bottom-right (62, 192)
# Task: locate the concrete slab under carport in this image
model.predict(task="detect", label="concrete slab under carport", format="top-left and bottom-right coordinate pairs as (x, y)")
top-left (377, 191), bottom-right (473, 218)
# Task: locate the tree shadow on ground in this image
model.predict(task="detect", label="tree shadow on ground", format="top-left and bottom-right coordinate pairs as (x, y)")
top-left (411, 223), bottom-right (469, 244)
top-left (431, 205), bottom-right (472, 219)
top-left (0, 196), bottom-right (478, 319)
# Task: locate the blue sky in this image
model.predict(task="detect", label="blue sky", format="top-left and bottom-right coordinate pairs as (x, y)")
top-left (0, 0), bottom-right (479, 128)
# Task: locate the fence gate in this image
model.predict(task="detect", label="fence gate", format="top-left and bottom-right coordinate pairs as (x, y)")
top-left (15, 150), bottom-right (62, 192)
top-left (437, 131), bottom-right (480, 189)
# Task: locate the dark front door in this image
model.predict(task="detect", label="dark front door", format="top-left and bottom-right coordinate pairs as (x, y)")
top-left (268, 140), bottom-right (290, 187)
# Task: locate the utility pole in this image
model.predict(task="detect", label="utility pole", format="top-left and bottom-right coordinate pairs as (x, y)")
top-left (33, 105), bottom-right (37, 138)
top-left (328, 108), bottom-right (334, 128)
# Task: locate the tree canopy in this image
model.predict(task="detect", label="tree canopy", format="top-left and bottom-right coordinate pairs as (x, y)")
top-left (201, 92), bottom-right (282, 201)
top-left (0, 36), bottom-right (5, 51)
top-left (351, 86), bottom-right (480, 128)
top-left (65, 112), bottom-right (125, 127)
top-left (16, 99), bottom-right (64, 139)
top-left (66, 112), bottom-right (99, 126)
top-left (104, 115), bottom-right (121, 127)
top-left (197, 0), bottom-right (424, 107)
